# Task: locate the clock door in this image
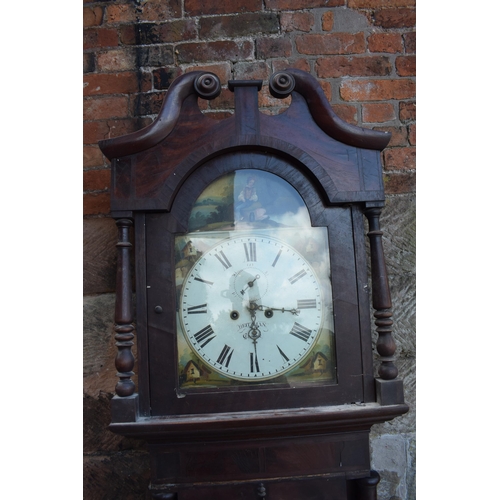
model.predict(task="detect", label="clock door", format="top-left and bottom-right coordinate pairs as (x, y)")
top-left (144, 154), bottom-right (374, 416)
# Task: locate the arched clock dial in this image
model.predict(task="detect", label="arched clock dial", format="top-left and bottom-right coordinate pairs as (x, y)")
top-left (179, 234), bottom-right (324, 381)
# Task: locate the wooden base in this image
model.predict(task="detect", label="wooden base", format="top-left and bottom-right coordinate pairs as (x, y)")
top-left (109, 403), bottom-right (406, 499)
top-left (150, 473), bottom-right (381, 500)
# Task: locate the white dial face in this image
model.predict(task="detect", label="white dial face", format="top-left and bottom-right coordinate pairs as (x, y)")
top-left (179, 234), bottom-right (324, 381)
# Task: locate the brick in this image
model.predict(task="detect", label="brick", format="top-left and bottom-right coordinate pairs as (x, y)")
top-left (258, 87), bottom-right (291, 109)
top-left (234, 61), bottom-right (270, 81)
top-left (267, 0), bottom-right (343, 9)
top-left (133, 92), bottom-right (167, 116)
top-left (117, 24), bottom-right (136, 45)
top-left (84, 192), bottom-right (111, 215)
top-left (322, 11), bottom-right (334, 32)
top-left (408, 123), bottom-right (416, 145)
top-left (316, 56), bottom-right (391, 78)
top-left (84, 96), bottom-right (129, 121)
top-left (256, 37), bottom-right (293, 59)
top-left (200, 13), bottom-right (279, 39)
top-left (84, 146), bottom-right (105, 168)
top-left (296, 33), bottom-right (365, 55)
top-left (83, 53), bottom-right (95, 74)
top-left (134, 20), bottom-right (197, 45)
top-left (83, 119), bottom-right (141, 145)
top-left (139, 0), bottom-right (182, 21)
top-left (83, 27), bottom-right (120, 50)
top-left (272, 58), bottom-right (311, 74)
top-left (383, 146), bottom-right (415, 170)
top-left (134, 23), bottom-right (153, 45)
top-left (384, 171), bottom-right (415, 194)
top-left (134, 23), bottom-right (165, 45)
top-left (319, 80), bottom-right (332, 102)
top-left (396, 55), bottom-right (416, 76)
top-left (84, 72), bottom-right (139, 96)
top-left (152, 67), bottom-right (183, 90)
top-left (185, 0), bottom-right (261, 16)
top-left (106, 4), bottom-right (136, 24)
top-left (176, 40), bottom-right (254, 64)
top-left (84, 169), bottom-right (111, 192)
top-left (399, 101), bottom-right (416, 121)
top-left (362, 103), bottom-right (395, 123)
top-left (348, 0), bottom-right (415, 7)
top-left (83, 6), bottom-right (104, 27)
top-left (373, 8), bottom-right (416, 29)
top-left (139, 70), bottom-right (153, 93)
top-left (340, 79), bottom-right (415, 101)
top-left (373, 126), bottom-right (408, 147)
top-left (97, 49), bottom-right (137, 72)
top-left (332, 104), bottom-right (357, 125)
top-left (367, 33), bottom-right (403, 53)
top-left (160, 19), bottom-right (198, 43)
top-left (136, 45), bottom-right (174, 67)
top-left (404, 32), bottom-right (416, 53)
top-left (281, 12), bottom-right (314, 33)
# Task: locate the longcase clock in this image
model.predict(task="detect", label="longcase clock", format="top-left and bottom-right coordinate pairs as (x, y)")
top-left (99, 69), bottom-right (408, 500)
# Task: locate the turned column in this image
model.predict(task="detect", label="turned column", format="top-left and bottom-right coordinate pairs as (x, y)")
top-left (364, 207), bottom-right (398, 381)
top-left (114, 218), bottom-right (135, 397)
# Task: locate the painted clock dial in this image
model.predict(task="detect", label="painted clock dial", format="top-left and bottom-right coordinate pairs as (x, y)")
top-left (179, 234), bottom-right (324, 381)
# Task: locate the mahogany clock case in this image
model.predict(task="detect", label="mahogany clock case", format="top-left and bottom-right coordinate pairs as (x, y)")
top-left (98, 69), bottom-right (408, 499)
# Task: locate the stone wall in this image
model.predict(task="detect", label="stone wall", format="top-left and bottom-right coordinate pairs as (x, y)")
top-left (83, 1), bottom-right (416, 498)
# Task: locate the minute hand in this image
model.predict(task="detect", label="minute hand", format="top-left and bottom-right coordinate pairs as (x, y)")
top-left (256, 304), bottom-right (299, 315)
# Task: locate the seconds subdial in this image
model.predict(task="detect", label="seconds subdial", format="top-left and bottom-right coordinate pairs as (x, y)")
top-left (232, 268), bottom-right (268, 302)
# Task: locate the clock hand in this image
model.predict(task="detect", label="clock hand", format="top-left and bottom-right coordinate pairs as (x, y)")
top-left (240, 274), bottom-right (260, 296)
top-left (251, 336), bottom-right (260, 374)
top-left (253, 303), bottom-right (299, 316)
top-left (247, 305), bottom-right (261, 373)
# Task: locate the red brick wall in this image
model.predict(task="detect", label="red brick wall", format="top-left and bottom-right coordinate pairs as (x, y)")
top-left (84, 0), bottom-right (416, 217)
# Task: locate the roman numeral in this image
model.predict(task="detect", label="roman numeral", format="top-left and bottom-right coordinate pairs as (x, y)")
top-left (217, 345), bottom-right (234, 367)
top-left (193, 325), bottom-right (216, 348)
top-left (272, 249), bottom-right (282, 267)
top-left (297, 299), bottom-right (317, 309)
top-left (277, 345), bottom-right (289, 362)
top-left (187, 303), bottom-right (207, 314)
top-left (289, 322), bottom-right (312, 342)
top-left (194, 276), bottom-right (213, 286)
top-left (288, 269), bottom-right (307, 284)
top-left (243, 242), bottom-right (257, 262)
top-left (250, 352), bottom-right (260, 373)
top-left (214, 251), bottom-right (231, 270)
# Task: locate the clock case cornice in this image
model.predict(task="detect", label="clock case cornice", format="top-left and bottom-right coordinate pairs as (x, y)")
top-left (99, 69), bottom-right (391, 215)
